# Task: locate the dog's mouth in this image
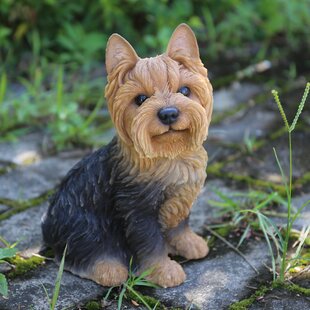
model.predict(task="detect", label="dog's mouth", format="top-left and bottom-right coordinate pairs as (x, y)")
top-left (152, 128), bottom-right (190, 142)
top-left (161, 128), bottom-right (188, 135)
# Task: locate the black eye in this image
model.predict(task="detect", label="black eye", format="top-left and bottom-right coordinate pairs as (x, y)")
top-left (135, 94), bottom-right (148, 106)
top-left (178, 86), bottom-right (191, 97)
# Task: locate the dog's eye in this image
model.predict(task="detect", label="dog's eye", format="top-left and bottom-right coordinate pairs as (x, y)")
top-left (178, 86), bottom-right (191, 97)
top-left (135, 94), bottom-right (148, 106)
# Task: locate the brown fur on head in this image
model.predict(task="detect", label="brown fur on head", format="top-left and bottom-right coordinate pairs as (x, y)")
top-left (105, 24), bottom-right (213, 159)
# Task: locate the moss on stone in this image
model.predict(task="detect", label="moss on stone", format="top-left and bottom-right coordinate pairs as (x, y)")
top-left (8, 254), bottom-right (45, 278)
top-left (84, 301), bottom-right (101, 310)
top-left (126, 290), bottom-right (165, 309)
top-left (230, 281), bottom-right (310, 310)
top-left (0, 189), bottom-right (54, 221)
top-left (273, 281), bottom-right (310, 296)
top-left (296, 171), bottom-right (310, 187)
top-left (229, 285), bottom-right (269, 310)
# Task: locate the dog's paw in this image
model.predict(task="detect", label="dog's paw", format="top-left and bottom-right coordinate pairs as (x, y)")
top-left (169, 229), bottom-right (209, 260)
top-left (144, 258), bottom-right (186, 288)
top-left (91, 260), bottom-right (128, 286)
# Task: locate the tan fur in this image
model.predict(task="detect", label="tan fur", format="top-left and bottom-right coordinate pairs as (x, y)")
top-left (142, 256), bottom-right (186, 288)
top-left (104, 24), bottom-right (213, 287)
top-left (91, 260), bottom-right (128, 286)
top-left (168, 227), bottom-right (209, 259)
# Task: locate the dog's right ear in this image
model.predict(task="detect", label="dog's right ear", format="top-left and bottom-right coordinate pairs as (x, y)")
top-left (105, 34), bottom-right (139, 75)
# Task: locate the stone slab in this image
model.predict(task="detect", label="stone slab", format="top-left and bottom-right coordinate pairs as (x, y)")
top-left (0, 204), bottom-right (8, 214)
top-left (222, 129), bottom-right (310, 181)
top-left (0, 203), bottom-right (47, 251)
top-left (0, 262), bottom-right (106, 310)
top-left (271, 193), bottom-right (310, 230)
top-left (151, 241), bottom-right (271, 309)
top-left (209, 105), bottom-right (275, 144)
top-left (0, 157), bottom-right (80, 200)
top-left (249, 286), bottom-right (310, 310)
top-left (0, 133), bottom-right (44, 164)
top-left (213, 82), bottom-right (262, 113)
top-left (190, 180), bottom-right (239, 233)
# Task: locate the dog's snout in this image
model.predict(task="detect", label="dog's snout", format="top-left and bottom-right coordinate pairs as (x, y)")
top-left (157, 107), bottom-right (179, 125)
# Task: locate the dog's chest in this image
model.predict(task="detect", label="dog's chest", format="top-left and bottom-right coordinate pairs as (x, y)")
top-left (155, 148), bottom-right (207, 188)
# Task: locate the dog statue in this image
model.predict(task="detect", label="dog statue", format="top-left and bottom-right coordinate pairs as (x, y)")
top-left (42, 23), bottom-right (213, 288)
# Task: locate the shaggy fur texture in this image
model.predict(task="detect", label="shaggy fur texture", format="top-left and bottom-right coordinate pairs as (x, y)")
top-left (41, 23), bottom-right (213, 288)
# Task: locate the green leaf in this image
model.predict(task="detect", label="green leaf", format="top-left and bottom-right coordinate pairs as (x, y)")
top-left (0, 273), bottom-right (8, 297)
top-left (0, 247), bottom-right (17, 260)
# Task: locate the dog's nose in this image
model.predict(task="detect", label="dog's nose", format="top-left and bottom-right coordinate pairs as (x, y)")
top-left (157, 107), bottom-right (179, 125)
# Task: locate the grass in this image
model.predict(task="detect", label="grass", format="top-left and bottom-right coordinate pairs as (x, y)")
top-left (0, 65), bottom-right (110, 150)
top-left (271, 82), bottom-right (310, 282)
top-left (210, 83), bottom-right (310, 283)
top-left (104, 258), bottom-right (159, 310)
top-left (42, 245), bottom-right (67, 310)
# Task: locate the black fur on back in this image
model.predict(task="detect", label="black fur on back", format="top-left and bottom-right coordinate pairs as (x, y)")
top-left (41, 137), bottom-right (166, 273)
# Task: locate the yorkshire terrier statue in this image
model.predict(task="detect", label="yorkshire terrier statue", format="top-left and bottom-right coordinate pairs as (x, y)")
top-left (41, 24), bottom-right (213, 288)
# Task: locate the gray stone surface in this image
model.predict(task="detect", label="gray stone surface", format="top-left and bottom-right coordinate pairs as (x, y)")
top-left (0, 133), bottom-right (44, 164)
top-left (249, 287), bottom-right (310, 310)
top-left (0, 203), bottom-right (47, 251)
top-left (292, 193), bottom-right (310, 229)
top-left (271, 193), bottom-right (310, 230)
top-left (0, 262), bottom-right (106, 310)
top-left (209, 105), bottom-right (275, 144)
top-left (191, 180), bottom-right (238, 233)
top-left (0, 157), bottom-right (79, 200)
top-left (213, 82), bottom-right (262, 113)
top-left (152, 241), bottom-right (271, 309)
top-left (0, 81), bottom-right (309, 310)
top-left (0, 204), bottom-right (8, 213)
top-left (223, 130), bottom-right (310, 180)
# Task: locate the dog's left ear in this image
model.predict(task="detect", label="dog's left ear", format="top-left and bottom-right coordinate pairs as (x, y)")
top-left (166, 24), bottom-right (200, 60)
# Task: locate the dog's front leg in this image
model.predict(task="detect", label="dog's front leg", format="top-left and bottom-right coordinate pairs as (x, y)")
top-left (160, 185), bottom-right (209, 260)
top-left (123, 211), bottom-right (186, 288)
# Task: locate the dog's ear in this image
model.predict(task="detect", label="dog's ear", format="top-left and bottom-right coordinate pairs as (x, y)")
top-left (166, 24), bottom-right (200, 60)
top-left (106, 34), bottom-right (139, 75)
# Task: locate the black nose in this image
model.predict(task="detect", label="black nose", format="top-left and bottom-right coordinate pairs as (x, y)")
top-left (157, 107), bottom-right (179, 125)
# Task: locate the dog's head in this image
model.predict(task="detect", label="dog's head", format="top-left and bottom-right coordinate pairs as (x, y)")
top-left (105, 24), bottom-right (213, 159)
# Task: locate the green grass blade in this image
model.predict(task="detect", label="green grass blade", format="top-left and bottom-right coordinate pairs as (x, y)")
top-left (124, 284), bottom-right (153, 310)
top-left (290, 82), bottom-right (310, 132)
top-left (117, 287), bottom-right (126, 310)
top-left (0, 273), bottom-right (8, 297)
top-left (214, 190), bottom-right (239, 210)
top-left (273, 148), bottom-right (289, 197)
top-left (133, 280), bottom-right (159, 288)
top-left (272, 90), bottom-right (290, 131)
top-left (257, 213), bottom-right (277, 280)
top-left (104, 286), bottom-right (115, 301)
top-left (41, 283), bottom-right (52, 309)
top-left (56, 66), bottom-right (64, 114)
top-left (291, 200), bottom-right (310, 225)
top-left (237, 224), bottom-right (250, 248)
top-left (254, 192), bottom-right (279, 211)
top-left (259, 213), bottom-right (284, 250)
top-left (292, 226), bottom-right (310, 260)
top-left (51, 245), bottom-right (67, 310)
top-left (0, 72), bottom-right (7, 106)
top-left (81, 96), bottom-right (105, 130)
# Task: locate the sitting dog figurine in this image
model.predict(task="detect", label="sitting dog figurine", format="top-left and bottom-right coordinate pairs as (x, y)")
top-left (41, 23), bottom-right (213, 288)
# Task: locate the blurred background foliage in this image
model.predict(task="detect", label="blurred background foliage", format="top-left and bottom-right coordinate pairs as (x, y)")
top-left (0, 0), bottom-right (309, 150)
top-left (1, 0), bottom-right (310, 70)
